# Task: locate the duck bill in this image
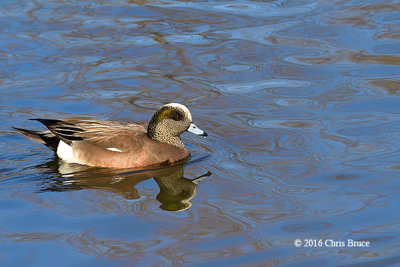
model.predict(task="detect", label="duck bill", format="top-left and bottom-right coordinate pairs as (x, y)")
top-left (187, 123), bottom-right (208, 137)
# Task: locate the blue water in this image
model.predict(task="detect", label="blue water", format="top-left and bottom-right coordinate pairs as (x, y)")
top-left (1, 0), bottom-right (400, 265)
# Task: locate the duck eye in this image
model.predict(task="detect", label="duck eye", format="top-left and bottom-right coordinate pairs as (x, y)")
top-left (173, 113), bottom-right (182, 121)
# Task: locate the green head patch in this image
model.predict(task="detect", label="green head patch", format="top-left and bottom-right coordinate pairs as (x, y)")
top-left (151, 106), bottom-right (184, 124)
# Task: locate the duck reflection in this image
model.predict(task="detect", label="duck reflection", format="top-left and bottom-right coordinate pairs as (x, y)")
top-left (154, 167), bottom-right (210, 211)
top-left (37, 159), bottom-right (211, 212)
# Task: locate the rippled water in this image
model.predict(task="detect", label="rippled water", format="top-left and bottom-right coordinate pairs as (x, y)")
top-left (1, 0), bottom-right (400, 265)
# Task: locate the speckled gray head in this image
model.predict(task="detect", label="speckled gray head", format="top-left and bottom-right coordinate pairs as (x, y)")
top-left (148, 103), bottom-right (207, 147)
top-left (166, 103), bottom-right (207, 137)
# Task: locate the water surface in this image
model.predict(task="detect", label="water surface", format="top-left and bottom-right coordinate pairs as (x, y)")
top-left (1, 0), bottom-right (400, 265)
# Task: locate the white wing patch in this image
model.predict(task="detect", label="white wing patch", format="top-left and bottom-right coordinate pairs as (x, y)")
top-left (106, 147), bottom-right (122, 152)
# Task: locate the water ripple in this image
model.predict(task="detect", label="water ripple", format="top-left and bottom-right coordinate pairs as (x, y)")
top-left (216, 79), bottom-right (311, 94)
top-left (1, 0), bottom-right (400, 265)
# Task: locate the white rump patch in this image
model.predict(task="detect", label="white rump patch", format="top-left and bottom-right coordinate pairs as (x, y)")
top-left (106, 147), bottom-right (122, 152)
top-left (57, 140), bottom-right (82, 164)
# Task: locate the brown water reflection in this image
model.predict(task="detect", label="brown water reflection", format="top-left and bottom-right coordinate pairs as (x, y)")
top-left (38, 159), bottom-right (211, 212)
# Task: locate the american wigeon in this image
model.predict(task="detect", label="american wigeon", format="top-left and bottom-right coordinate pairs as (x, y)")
top-left (14, 103), bottom-right (207, 168)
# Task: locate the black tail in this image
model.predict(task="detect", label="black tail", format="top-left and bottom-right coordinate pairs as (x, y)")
top-left (30, 118), bottom-right (83, 145)
top-left (13, 127), bottom-right (60, 151)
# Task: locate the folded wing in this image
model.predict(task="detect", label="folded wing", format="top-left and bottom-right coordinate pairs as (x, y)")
top-left (32, 119), bottom-right (148, 152)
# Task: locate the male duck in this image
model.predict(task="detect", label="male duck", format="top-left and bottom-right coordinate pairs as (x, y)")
top-left (14, 103), bottom-right (207, 168)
